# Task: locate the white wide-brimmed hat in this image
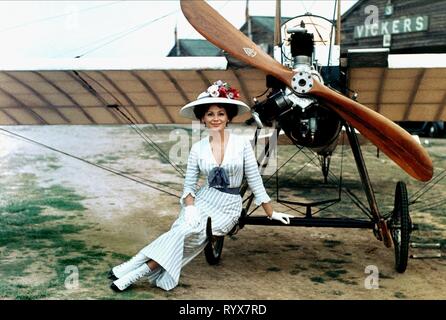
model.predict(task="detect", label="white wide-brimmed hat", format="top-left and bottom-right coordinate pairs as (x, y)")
top-left (180, 80), bottom-right (250, 119)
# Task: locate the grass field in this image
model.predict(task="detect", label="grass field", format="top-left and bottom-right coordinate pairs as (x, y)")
top-left (0, 125), bottom-right (445, 300)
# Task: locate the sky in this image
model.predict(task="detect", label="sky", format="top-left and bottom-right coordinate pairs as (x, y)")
top-left (0, 0), bottom-right (357, 60)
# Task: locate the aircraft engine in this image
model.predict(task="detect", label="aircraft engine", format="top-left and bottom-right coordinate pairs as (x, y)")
top-left (252, 23), bottom-right (342, 153)
top-left (253, 88), bottom-right (342, 153)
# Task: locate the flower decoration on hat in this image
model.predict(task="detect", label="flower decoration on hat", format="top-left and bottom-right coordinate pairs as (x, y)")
top-left (205, 80), bottom-right (240, 100)
top-left (180, 79), bottom-right (250, 120)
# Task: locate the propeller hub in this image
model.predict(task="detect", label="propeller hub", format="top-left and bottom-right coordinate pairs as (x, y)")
top-left (291, 66), bottom-right (313, 94)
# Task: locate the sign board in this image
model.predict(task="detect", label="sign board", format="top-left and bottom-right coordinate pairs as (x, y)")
top-left (354, 16), bottom-right (429, 39)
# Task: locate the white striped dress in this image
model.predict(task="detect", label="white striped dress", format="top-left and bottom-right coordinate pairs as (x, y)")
top-left (140, 132), bottom-right (271, 291)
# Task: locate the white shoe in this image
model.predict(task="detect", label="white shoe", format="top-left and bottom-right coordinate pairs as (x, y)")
top-left (111, 263), bottom-right (151, 291)
top-left (111, 253), bottom-right (147, 279)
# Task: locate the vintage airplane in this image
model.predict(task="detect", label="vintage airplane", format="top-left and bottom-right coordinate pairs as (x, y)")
top-left (0, 0), bottom-right (444, 274)
top-left (179, 0), bottom-right (437, 273)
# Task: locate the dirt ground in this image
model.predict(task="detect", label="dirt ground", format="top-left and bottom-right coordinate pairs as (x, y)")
top-left (0, 125), bottom-right (445, 300)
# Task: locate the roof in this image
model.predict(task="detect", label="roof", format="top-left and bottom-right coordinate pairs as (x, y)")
top-left (243, 16), bottom-right (293, 32)
top-left (167, 16), bottom-right (294, 58)
top-left (340, 0), bottom-right (365, 22)
top-left (167, 39), bottom-right (222, 57)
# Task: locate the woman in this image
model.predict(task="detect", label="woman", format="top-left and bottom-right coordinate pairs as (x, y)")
top-left (109, 80), bottom-right (294, 292)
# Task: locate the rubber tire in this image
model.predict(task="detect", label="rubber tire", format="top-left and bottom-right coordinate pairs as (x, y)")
top-left (391, 181), bottom-right (411, 273)
top-left (204, 236), bottom-right (224, 265)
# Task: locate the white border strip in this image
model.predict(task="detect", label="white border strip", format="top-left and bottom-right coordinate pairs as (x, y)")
top-left (388, 54), bottom-right (446, 68)
top-left (348, 48), bottom-right (390, 53)
top-left (0, 56), bottom-right (228, 71)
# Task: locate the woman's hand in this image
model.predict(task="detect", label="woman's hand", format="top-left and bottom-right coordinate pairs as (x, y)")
top-left (268, 211), bottom-right (294, 225)
top-left (184, 205), bottom-right (200, 227)
top-left (184, 194), bottom-right (195, 206)
top-left (261, 202), bottom-right (293, 224)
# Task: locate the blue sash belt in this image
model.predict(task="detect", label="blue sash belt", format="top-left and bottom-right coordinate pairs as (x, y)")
top-left (208, 167), bottom-right (240, 195)
top-left (215, 187), bottom-right (240, 195)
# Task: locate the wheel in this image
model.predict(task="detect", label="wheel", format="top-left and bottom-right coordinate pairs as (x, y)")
top-left (204, 216), bottom-right (224, 265)
top-left (204, 236), bottom-right (224, 265)
top-left (389, 181), bottom-right (411, 273)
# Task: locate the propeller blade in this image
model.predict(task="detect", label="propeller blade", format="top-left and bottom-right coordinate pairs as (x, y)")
top-left (180, 0), bottom-right (294, 84)
top-left (311, 81), bottom-right (433, 182)
top-left (181, 0), bottom-right (433, 182)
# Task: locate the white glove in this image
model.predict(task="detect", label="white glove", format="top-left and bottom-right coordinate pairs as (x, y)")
top-left (184, 205), bottom-right (200, 228)
top-left (268, 211), bottom-right (294, 225)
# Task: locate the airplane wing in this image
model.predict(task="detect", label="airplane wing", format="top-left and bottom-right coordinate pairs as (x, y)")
top-left (347, 50), bottom-right (446, 122)
top-left (0, 57), bottom-right (265, 125)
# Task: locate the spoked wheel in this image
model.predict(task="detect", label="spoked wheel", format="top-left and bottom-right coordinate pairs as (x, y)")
top-left (204, 217), bottom-right (224, 265)
top-left (389, 181), bottom-right (411, 273)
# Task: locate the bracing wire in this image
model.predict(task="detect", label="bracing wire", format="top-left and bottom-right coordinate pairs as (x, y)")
top-left (409, 168), bottom-right (446, 205)
top-left (413, 197), bottom-right (446, 213)
top-left (74, 71), bottom-right (185, 178)
top-left (73, 8), bottom-right (179, 58)
top-left (242, 147), bottom-right (302, 213)
top-left (298, 143), bottom-right (373, 219)
top-left (0, 128), bottom-right (181, 198)
top-left (0, 1), bottom-right (123, 34)
top-left (242, 133), bottom-right (372, 219)
top-left (53, 8), bottom-right (178, 58)
top-left (110, 105), bottom-right (186, 177)
top-left (326, 0), bottom-right (338, 68)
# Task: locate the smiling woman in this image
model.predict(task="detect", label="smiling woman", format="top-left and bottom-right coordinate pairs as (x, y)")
top-left (108, 80), bottom-right (294, 292)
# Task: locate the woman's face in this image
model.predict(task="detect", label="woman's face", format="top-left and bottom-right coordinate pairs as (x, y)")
top-left (201, 105), bottom-right (229, 132)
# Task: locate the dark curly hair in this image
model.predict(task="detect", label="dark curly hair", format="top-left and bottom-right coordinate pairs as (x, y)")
top-left (193, 104), bottom-right (238, 122)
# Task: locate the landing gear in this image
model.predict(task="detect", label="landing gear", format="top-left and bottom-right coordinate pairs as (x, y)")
top-left (204, 217), bottom-right (224, 265)
top-left (320, 154), bottom-right (331, 183)
top-left (389, 181), bottom-right (411, 273)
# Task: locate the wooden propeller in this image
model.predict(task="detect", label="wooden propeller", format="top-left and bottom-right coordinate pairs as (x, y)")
top-left (180, 0), bottom-right (433, 182)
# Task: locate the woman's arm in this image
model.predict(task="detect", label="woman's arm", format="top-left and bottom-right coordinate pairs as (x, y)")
top-left (243, 138), bottom-right (271, 214)
top-left (180, 144), bottom-right (200, 206)
top-left (261, 202), bottom-right (273, 218)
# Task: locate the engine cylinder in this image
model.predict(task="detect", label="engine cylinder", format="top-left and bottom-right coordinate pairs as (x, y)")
top-left (290, 30), bottom-right (314, 58)
top-left (278, 104), bottom-right (342, 153)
